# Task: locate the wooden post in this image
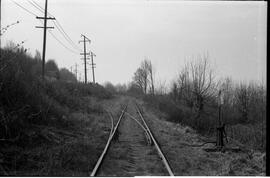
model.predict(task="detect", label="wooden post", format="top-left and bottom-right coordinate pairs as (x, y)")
top-left (35, 0), bottom-right (55, 80)
top-left (216, 90), bottom-right (225, 148)
top-left (90, 51), bottom-right (96, 84)
top-left (79, 34), bottom-right (90, 84)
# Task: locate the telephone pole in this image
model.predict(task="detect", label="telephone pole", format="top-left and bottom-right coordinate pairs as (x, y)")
top-left (90, 51), bottom-right (96, 84)
top-left (79, 73), bottom-right (82, 82)
top-left (79, 34), bottom-right (90, 84)
top-left (74, 63), bottom-right (78, 81)
top-left (70, 66), bottom-right (73, 73)
top-left (36, 0), bottom-right (55, 80)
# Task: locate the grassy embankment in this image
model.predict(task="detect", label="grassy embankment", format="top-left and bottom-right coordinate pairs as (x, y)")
top-left (142, 93), bottom-right (266, 152)
top-left (0, 48), bottom-right (114, 176)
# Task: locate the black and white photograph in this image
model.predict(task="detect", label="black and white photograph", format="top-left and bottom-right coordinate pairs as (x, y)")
top-left (0, 0), bottom-right (267, 176)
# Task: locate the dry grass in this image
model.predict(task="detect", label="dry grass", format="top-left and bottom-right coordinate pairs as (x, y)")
top-left (139, 101), bottom-right (265, 176)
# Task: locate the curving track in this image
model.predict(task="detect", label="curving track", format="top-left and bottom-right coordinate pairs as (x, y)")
top-left (90, 102), bottom-right (174, 176)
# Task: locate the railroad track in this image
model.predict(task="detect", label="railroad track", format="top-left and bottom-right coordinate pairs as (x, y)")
top-left (90, 102), bottom-right (174, 176)
top-left (135, 103), bottom-right (174, 176)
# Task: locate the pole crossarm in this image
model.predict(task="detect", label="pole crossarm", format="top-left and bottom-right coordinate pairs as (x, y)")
top-left (36, 16), bottom-right (56, 20)
top-left (35, 26), bottom-right (54, 29)
top-left (80, 53), bottom-right (90, 55)
top-left (81, 34), bottom-right (91, 42)
top-left (79, 34), bottom-right (91, 84)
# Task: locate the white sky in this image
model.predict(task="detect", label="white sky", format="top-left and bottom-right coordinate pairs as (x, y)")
top-left (2, 0), bottom-right (267, 86)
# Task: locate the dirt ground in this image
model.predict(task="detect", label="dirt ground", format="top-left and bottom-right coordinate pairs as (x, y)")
top-left (97, 98), bottom-right (168, 176)
top-left (137, 98), bottom-right (266, 176)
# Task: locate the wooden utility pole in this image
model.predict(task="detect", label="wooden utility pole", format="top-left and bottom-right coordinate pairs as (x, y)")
top-left (216, 90), bottom-right (225, 148)
top-left (218, 90), bottom-right (222, 127)
top-left (36, 0), bottom-right (55, 80)
top-left (90, 51), bottom-right (96, 84)
top-left (75, 63), bottom-right (78, 81)
top-left (79, 34), bottom-right (90, 84)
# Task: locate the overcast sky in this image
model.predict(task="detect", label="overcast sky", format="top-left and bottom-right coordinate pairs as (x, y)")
top-left (2, 0), bottom-right (267, 86)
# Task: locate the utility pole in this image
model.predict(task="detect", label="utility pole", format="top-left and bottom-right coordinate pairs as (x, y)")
top-left (216, 90), bottom-right (226, 148)
top-left (90, 51), bottom-right (96, 84)
top-left (74, 63), bottom-right (78, 81)
top-left (36, 0), bottom-right (55, 80)
top-left (79, 34), bottom-right (90, 84)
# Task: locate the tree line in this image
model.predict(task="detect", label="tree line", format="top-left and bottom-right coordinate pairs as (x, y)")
top-left (122, 54), bottom-right (266, 150)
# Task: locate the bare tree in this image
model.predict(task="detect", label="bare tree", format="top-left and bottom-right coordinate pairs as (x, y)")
top-left (177, 54), bottom-right (216, 115)
top-left (146, 60), bottom-right (155, 95)
top-left (132, 59), bottom-right (154, 94)
top-left (140, 60), bottom-right (149, 94)
top-left (127, 81), bottom-right (143, 95)
top-left (171, 81), bottom-right (178, 103)
top-left (190, 54), bottom-right (217, 114)
top-left (173, 54), bottom-right (217, 128)
top-left (220, 77), bottom-right (234, 107)
top-left (133, 68), bottom-right (145, 93)
top-left (177, 64), bottom-right (194, 108)
top-left (234, 83), bottom-right (251, 123)
top-left (156, 79), bottom-right (167, 95)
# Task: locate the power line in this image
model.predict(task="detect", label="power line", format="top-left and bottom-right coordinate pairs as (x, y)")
top-left (48, 30), bottom-right (78, 54)
top-left (54, 20), bottom-right (81, 51)
top-left (31, 0), bottom-right (81, 52)
top-left (27, 0), bottom-right (45, 15)
top-left (12, 0), bottom-right (38, 17)
top-left (31, 0), bottom-right (54, 18)
top-left (11, 0), bottom-right (80, 66)
top-left (13, 1), bottom-right (79, 56)
top-left (37, 20), bottom-right (78, 55)
top-left (53, 20), bottom-right (81, 52)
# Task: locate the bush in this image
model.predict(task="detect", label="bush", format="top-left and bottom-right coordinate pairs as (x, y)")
top-left (0, 47), bottom-right (111, 142)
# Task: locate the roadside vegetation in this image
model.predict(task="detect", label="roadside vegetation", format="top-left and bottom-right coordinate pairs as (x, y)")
top-left (0, 44), bottom-right (113, 175)
top-left (109, 55), bottom-right (266, 152)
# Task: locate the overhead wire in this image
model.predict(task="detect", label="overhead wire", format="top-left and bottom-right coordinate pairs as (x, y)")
top-left (13, 0), bottom-right (80, 55)
top-left (27, 0), bottom-right (45, 15)
top-left (31, 0), bottom-right (54, 18)
top-left (53, 20), bottom-right (81, 51)
top-left (48, 30), bottom-right (78, 54)
top-left (30, 0), bottom-right (81, 52)
top-left (11, 0), bottom-right (38, 17)
top-left (36, 19), bottom-right (79, 55)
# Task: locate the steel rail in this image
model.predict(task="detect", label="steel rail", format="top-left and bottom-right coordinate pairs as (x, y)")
top-left (125, 111), bottom-right (152, 145)
top-left (135, 103), bottom-right (174, 176)
top-left (90, 105), bottom-right (127, 177)
top-left (105, 110), bottom-right (114, 136)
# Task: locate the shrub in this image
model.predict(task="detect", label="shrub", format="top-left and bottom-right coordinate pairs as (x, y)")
top-left (0, 47), bottom-right (111, 142)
